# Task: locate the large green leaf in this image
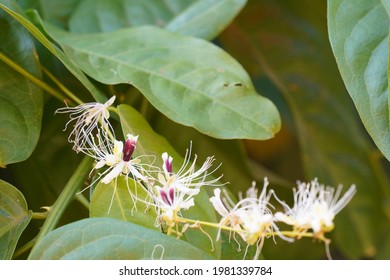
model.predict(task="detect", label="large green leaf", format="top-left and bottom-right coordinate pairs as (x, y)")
top-left (0, 0), bottom-right (43, 167)
top-left (0, 2), bottom-right (107, 103)
top-left (0, 180), bottom-right (32, 259)
top-left (29, 217), bottom-right (214, 259)
top-left (46, 25), bottom-right (280, 140)
top-left (90, 176), bottom-right (157, 230)
top-left (118, 104), bottom-right (221, 258)
top-left (328, 0), bottom-right (390, 160)
top-left (219, 0), bottom-right (390, 259)
top-left (68, 0), bottom-right (246, 40)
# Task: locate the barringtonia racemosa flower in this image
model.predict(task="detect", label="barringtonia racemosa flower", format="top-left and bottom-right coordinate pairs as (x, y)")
top-left (274, 178), bottom-right (356, 237)
top-left (56, 96), bottom-right (116, 151)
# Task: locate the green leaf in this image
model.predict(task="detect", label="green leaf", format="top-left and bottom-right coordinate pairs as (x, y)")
top-left (29, 217), bottom-right (214, 259)
top-left (68, 0), bottom-right (246, 40)
top-left (90, 176), bottom-right (157, 230)
top-left (0, 0), bottom-right (43, 166)
top-left (0, 2), bottom-right (107, 103)
top-left (219, 0), bottom-right (390, 259)
top-left (46, 25), bottom-right (280, 140)
top-left (118, 104), bottom-right (221, 258)
top-left (0, 179), bottom-right (32, 259)
top-left (328, 0), bottom-right (390, 161)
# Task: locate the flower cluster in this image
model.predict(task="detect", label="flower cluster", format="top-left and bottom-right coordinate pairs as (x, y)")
top-left (57, 98), bottom-right (357, 259)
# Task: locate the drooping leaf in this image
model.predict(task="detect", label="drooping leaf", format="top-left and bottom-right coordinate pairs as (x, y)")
top-left (90, 176), bottom-right (157, 230)
top-left (219, 0), bottom-right (390, 259)
top-left (0, 179), bottom-right (32, 259)
top-left (46, 24), bottom-right (281, 140)
top-left (68, 0), bottom-right (247, 40)
top-left (118, 104), bottom-right (220, 259)
top-left (29, 217), bottom-right (214, 259)
top-left (328, 0), bottom-right (390, 161)
top-left (0, 0), bottom-right (43, 167)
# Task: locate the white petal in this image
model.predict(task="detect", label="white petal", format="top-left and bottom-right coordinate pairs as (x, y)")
top-left (101, 163), bottom-right (124, 184)
top-left (180, 198), bottom-right (195, 210)
top-left (209, 188), bottom-right (230, 218)
top-left (105, 95), bottom-right (116, 107)
top-left (95, 160), bottom-right (106, 169)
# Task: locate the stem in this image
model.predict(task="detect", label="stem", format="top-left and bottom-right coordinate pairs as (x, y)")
top-left (28, 156), bottom-right (94, 259)
top-left (0, 51), bottom-right (66, 101)
top-left (31, 211), bottom-right (49, 220)
top-left (178, 217), bottom-right (245, 233)
top-left (41, 66), bottom-right (84, 105)
top-left (13, 238), bottom-right (36, 259)
top-left (178, 217), bottom-right (328, 242)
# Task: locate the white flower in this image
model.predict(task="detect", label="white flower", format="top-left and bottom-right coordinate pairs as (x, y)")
top-left (209, 188), bottom-right (242, 233)
top-left (210, 179), bottom-right (292, 258)
top-left (145, 149), bottom-right (222, 228)
top-left (274, 178), bottom-right (356, 236)
top-left (153, 183), bottom-right (199, 228)
top-left (90, 133), bottom-right (147, 184)
top-left (157, 147), bottom-right (222, 192)
top-left (56, 96), bottom-right (116, 151)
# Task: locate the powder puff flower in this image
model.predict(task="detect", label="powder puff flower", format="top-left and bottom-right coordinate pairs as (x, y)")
top-left (274, 178), bottom-right (356, 237)
top-left (56, 96), bottom-right (116, 151)
top-left (210, 179), bottom-right (292, 259)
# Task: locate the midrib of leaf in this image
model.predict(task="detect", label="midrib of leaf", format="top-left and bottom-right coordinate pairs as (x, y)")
top-left (64, 41), bottom-right (273, 134)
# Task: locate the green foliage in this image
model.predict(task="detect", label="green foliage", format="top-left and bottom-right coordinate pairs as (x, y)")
top-left (0, 1), bottom-right (43, 166)
top-left (29, 217), bottom-right (214, 260)
top-left (90, 177), bottom-right (158, 230)
top-left (328, 0), bottom-right (390, 161)
top-left (0, 180), bottom-right (31, 259)
top-left (45, 24), bottom-right (280, 140)
top-left (0, 0), bottom-right (389, 260)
